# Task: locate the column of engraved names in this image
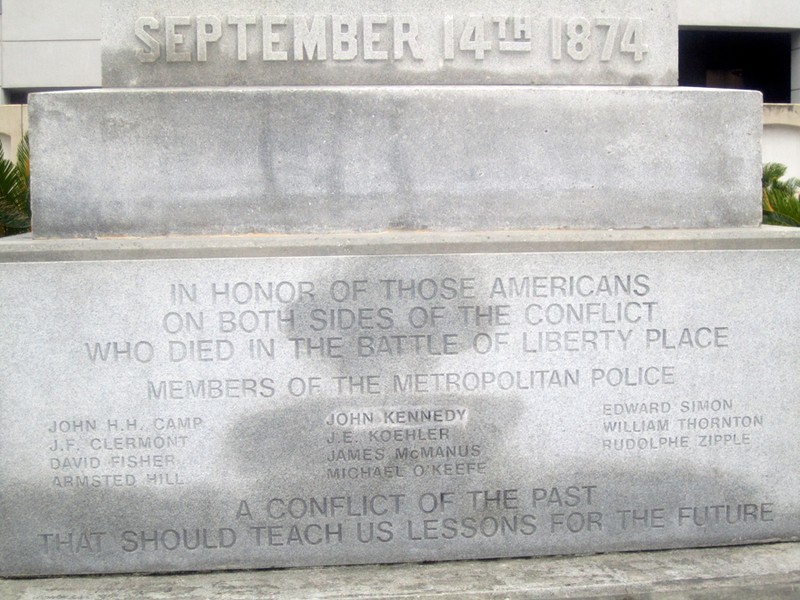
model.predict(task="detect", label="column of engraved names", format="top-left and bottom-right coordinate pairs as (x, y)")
top-left (596, 285), bottom-right (765, 452)
top-left (323, 406), bottom-right (482, 481)
top-left (304, 276), bottom-right (495, 481)
top-left (45, 416), bottom-right (203, 489)
top-left (602, 398), bottom-right (766, 452)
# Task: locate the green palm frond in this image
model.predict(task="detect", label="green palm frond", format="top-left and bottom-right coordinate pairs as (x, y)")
top-left (762, 162), bottom-right (800, 228)
top-left (762, 162), bottom-right (787, 187)
top-left (0, 134), bottom-right (30, 235)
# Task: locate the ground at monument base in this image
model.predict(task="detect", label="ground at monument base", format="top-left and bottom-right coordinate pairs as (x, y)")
top-left (1, 543), bottom-right (798, 599)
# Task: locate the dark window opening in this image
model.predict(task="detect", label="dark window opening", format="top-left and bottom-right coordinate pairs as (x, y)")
top-left (7, 91), bottom-right (29, 105)
top-left (679, 30), bottom-right (791, 103)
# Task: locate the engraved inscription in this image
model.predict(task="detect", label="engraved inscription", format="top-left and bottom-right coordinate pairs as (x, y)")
top-left (131, 13), bottom-right (651, 65)
top-left (601, 398), bottom-right (765, 452)
top-left (105, 0), bottom-right (679, 87)
top-left (4, 250), bottom-right (794, 575)
top-left (73, 268), bottom-right (744, 468)
top-left (135, 15), bottom-right (425, 63)
top-left (45, 416), bottom-right (204, 488)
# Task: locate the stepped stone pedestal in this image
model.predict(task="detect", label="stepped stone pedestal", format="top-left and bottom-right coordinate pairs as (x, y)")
top-left (2, 0), bottom-right (799, 578)
top-left (31, 87), bottom-right (761, 237)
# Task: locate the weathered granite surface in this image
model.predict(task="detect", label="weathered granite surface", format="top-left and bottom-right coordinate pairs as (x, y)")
top-left (13, 0), bottom-right (789, 580)
top-left (102, 0), bottom-right (678, 87)
top-left (29, 86), bottom-right (762, 238)
top-left (1, 231), bottom-right (798, 576)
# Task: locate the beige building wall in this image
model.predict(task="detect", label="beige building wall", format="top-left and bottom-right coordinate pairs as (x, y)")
top-left (0, 104), bottom-right (27, 160)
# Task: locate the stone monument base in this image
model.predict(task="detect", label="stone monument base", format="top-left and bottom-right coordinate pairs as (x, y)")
top-left (30, 87), bottom-right (761, 237)
top-left (1, 228), bottom-right (798, 577)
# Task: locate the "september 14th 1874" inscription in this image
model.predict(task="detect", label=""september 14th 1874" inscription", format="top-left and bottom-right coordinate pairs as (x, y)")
top-left (133, 14), bottom-right (649, 63)
top-left (102, 0), bottom-right (678, 86)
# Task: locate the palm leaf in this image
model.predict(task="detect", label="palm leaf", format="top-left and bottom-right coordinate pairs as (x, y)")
top-left (762, 163), bottom-right (800, 227)
top-left (762, 162), bottom-right (787, 187)
top-left (0, 135), bottom-right (30, 233)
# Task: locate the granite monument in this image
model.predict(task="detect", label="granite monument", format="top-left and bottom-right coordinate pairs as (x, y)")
top-left (0, 0), bottom-right (798, 577)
